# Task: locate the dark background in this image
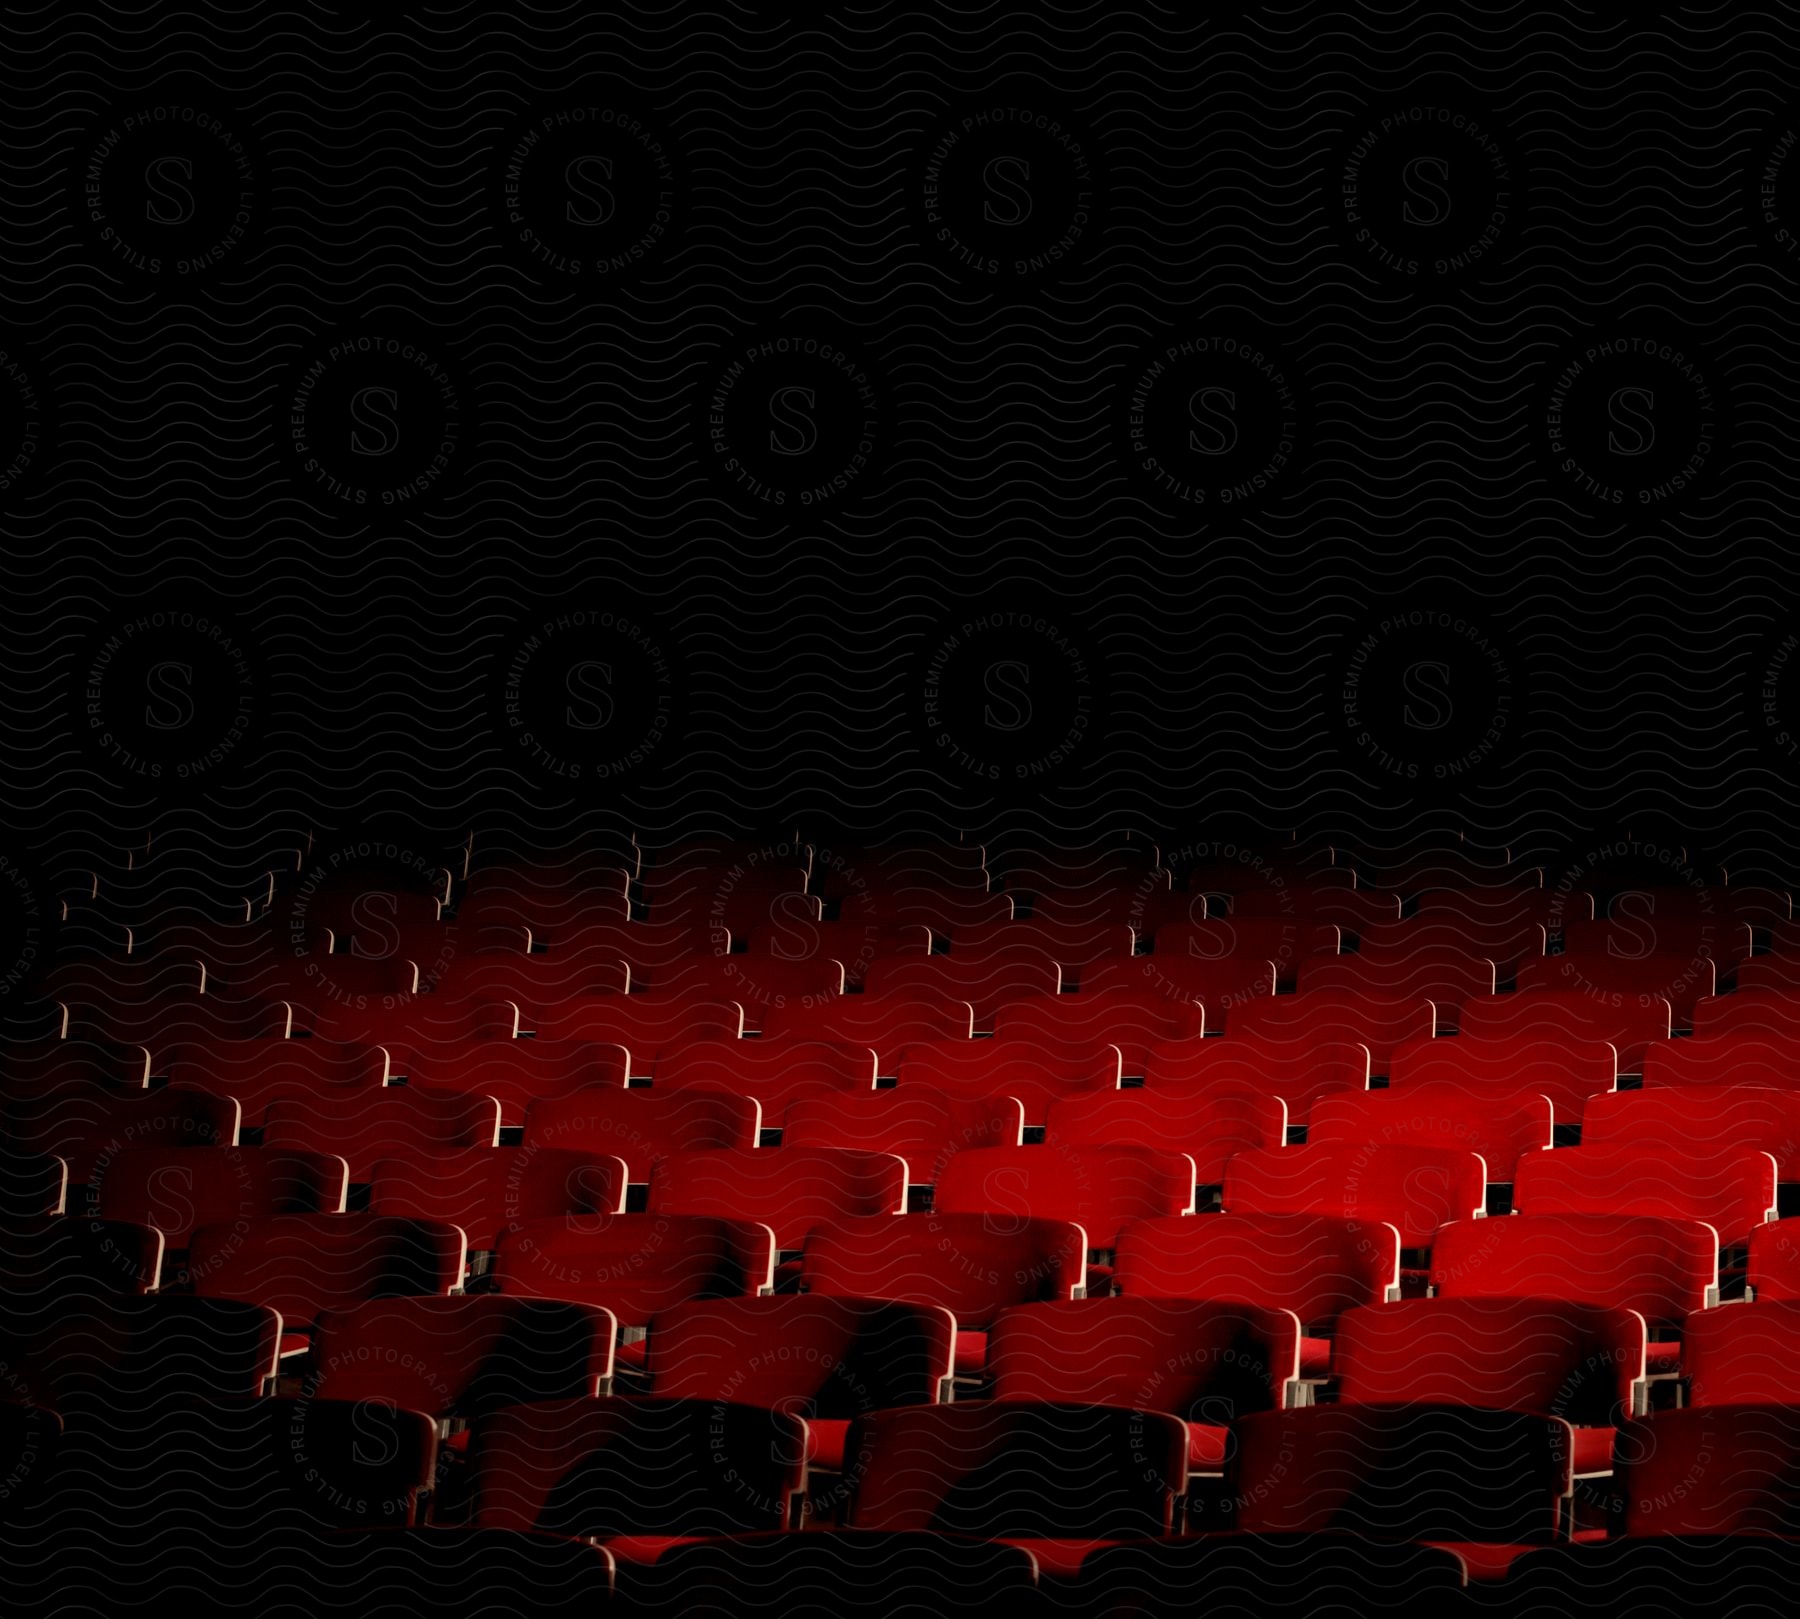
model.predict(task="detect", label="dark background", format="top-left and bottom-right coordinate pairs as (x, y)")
top-left (3, 2), bottom-right (1799, 915)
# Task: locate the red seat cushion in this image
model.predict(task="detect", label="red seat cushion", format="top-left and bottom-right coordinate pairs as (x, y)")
top-left (806, 1417), bottom-right (851, 1472)
top-left (1424, 1542), bottom-right (1536, 1583)
top-left (603, 1535), bottom-right (704, 1566)
top-left (1647, 1341), bottom-right (1682, 1376)
top-left (1572, 1425), bottom-right (1615, 1476)
top-left (996, 1537), bottom-right (1120, 1579)
top-left (1189, 1423), bottom-right (1230, 1470)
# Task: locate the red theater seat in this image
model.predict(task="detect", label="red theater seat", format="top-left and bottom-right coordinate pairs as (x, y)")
top-left (1113, 1212), bottom-right (1400, 1377)
top-left (1222, 1145), bottom-right (1486, 1249)
top-left (492, 1214), bottom-right (775, 1329)
top-left (992, 991), bottom-right (1206, 1074)
top-left (0, 1038), bottom-right (150, 1094)
top-left (985, 1298), bottom-right (1300, 1469)
top-left (1226, 885), bottom-right (1403, 938)
top-left (0, 1214), bottom-right (163, 1300)
top-left (1517, 953), bottom-right (1715, 1027)
top-left (1749, 1218), bottom-right (1800, 1300)
top-left (649, 1147), bottom-right (907, 1252)
top-left (42, 1396), bottom-right (438, 1532)
top-left (1146, 918), bottom-right (1338, 989)
top-left (782, 1090), bottom-right (1022, 1184)
top-left (1231, 990), bottom-right (1436, 1074)
top-left (94, 1146), bottom-right (348, 1249)
top-left (618, 955), bottom-right (844, 1024)
top-left (1387, 1033), bottom-right (1616, 1125)
top-left (841, 1401), bottom-right (1188, 1570)
top-left (522, 1087), bottom-right (760, 1181)
top-left (977, 916), bottom-right (1135, 971)
top-left (264, 1086), bottom-right (499, 1182)
top-left (406, 1038), bottom-right (630, 1128)
top-left (1140, 1032), bottom-right (1370, 1128)
top-left (1513, 1143), bottom-right (1777, 1249)
top-left (6, 1085), bottom-right (239, 1185)
top-left (468, 1397), bottom-right (808, 1545)
top-left (307, 1295), bottom-right (617, 1416)
top-left (368, 1145), bottom-right (627, 1252)
top-left (1736, 956), bottom-right (1800, 992)
top-left (1583, 1085), bottom-right (1800, 1178)
top-left (435, 945), bottom-right (629, 1014)
top-left (894, 1036), bottom-right (1120, 1127)
top-left (1075, 952), bottom-right (1276, 1021)
top-left (286, 991), bottom-right (515, 1054)
top-left (1226, 1404), bottom-right (1574, 1561)
top-left (1308, 1083), bottom-right (1553, 1183)
top-left (798, 1213), bottom-right (1086, 1371)
top-left (0, 1294), bottom-right (282, 1406)
top-left (1640, 1033), bottom-right (1799, 1089)
top-left (1614, 1405), bottom-right (1800, 1535)
top-left (1332, 1298), bottom-right (1645, 1475)
top-left (188, 1212), bottom-right (465, 1342)
top-left (1459, 990), bottom-right (1671, 1072)
top-left (1405, 886), bottom-right (1576, 969)
top-left (163, 1038), bottom-right (386, 1129)
top-left (1298, 948), bottom-right (1497, 1019)
top-left (1683, 1301), bottom-right (1800, 1404)
top-left (861, 952), bottom-right (1058, 1028)
top-left (1430, 1213), bottom-right (1719, 1377)
top-left (934, 1144), bottom-right (1197, 1253)
top-left (1042, 1086), bottom-right (1285, 1183)
top-left (522, 993), bottom-right (743, 1061)
top-left (653, 1037), bottom-right (877, 1117)
top-left (1694, 989), bottom-right (1800, 1041)
top-left (871, 891), bottom-right (1014, 944)
top-left (760, 995), bottom-right (974, 1066)
top-left (643, 1295), bottom-right (956, 1470)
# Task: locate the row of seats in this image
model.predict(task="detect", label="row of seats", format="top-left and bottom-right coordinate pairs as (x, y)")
top-left (4, 1120), bottom-right (1789, 1250)
top-left (8, 1194), bottom-right (1788, 1360)
top-left (36, 971), bottom-right (1800, 1078)
top-left (15, 1388), bottom-right (1800, 1578)
top-left (22, 1036), bottom-right (1800, 1170)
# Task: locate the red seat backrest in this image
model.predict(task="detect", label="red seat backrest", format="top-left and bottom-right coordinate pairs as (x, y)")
top-left (1458, 991), bottom-right (1671, 1071)
top-left (1429, 1213), bottom-right (1718, 1326)
top-left (522, 1088), bottom-right (760, 1179)
top-left (782, 1090), bottom-right (1021, 1184)
top-left (1513, 1144), bottom-right (1777, 1249)
top-left (799, 1213), bottom-right (1085, 1325)
top-left (986, 1297), bottom-right (1301, 1416)
top-left (1223, 1144), bottom-right (1485, 1247)
top-left (1042, 1086), bottom-right (1285, 1182)
top-left (933, 1144), bottom-right (1197, 1250)
top-left (649, 1147), bottom-right (907, 1251)
top-left (1333, 1297), bottom-right (1644, 1423)
top-left (1113, 1212), bottom-right (1399, 1330)
top-left (492, 1213), bottom-right (774, 1326)
top-left (1683, 1302), bottom-right (1800, 1406)
top-left (93, 1146), bottom-right (348, 1248)
top-left (1309, 1083), bottom-right (1552, 1182)
top-left (1388, 1032), bottom-right (1616, 1125)
top-left (1140, 1033), bottom-right (1370, 1128)
top-left (1230, 990), bottom-right (1436, 1073)
top-left (645, 1295), bottom-right (956, 1415)
top-left (187, 1212), bottom-right (464, 1329)
top-left (368, 1146), bottom-right (627, 1251)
